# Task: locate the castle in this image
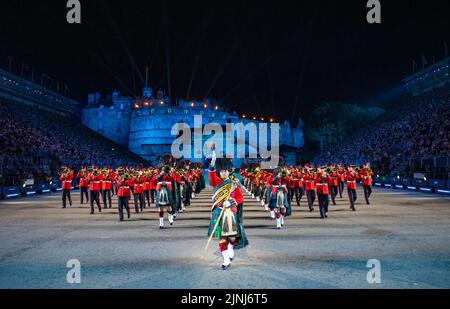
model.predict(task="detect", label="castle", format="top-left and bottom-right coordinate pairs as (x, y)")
top-left (82, 87), bottom-right (304, 167)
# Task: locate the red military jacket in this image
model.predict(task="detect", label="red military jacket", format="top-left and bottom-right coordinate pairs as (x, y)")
top-left (155, 173), bottom-right (173, 191)
top-left (302, 172), bottom-right (316, 190)
top-left (60, 174), bottom-right (74, 190)
top-left (133, 176), bottom-right (145, 194)
top-left (89, 174), bottom-right (103, 191)
top-left (76, 172), bottom-right (89, 187)
top-left (270, 176), bottom-right (289, 194)
top-left (345, 172), bottom-right (359, 189)
top-left (143, 175), bottom-right (152, 190)
top-left (101, 174), bottom-right (114, 190)
top-left (359, 169), bottom-right (373, 186)
top-left (288, 172), bottom-right (296, 188)
top-left (291, 171), bottom-right (302, 188)
top-left (329, 171), bottom-right (340, 186)
top-left (172, 172), bottom-right (181, 184)
top-left (338, 169), bottom-right (346, 182)
top-left (117, 178), bottom-right (133, 197)
top-left (208, 170), bottom-right (243, 207)
top-left (314, 174), bottom-right (331, 195)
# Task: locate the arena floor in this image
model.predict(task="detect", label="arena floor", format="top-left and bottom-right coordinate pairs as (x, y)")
top-left (0, 186), bottom-right (449, 289)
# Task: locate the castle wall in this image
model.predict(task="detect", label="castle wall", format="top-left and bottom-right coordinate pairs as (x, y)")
top-left (81, 106), bottom-right (130, 146)
top-left (82, 93), bottom-right (304, 166)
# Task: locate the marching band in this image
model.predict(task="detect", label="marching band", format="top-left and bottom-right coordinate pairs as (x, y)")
top-left (239, 162), bottom-right (374, 228)
top-left (56, 158), bottom-right (373, 270)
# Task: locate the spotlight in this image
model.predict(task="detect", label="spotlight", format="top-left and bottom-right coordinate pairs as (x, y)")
top-left (260, 117), bottom-right (264, 121)
top-left (144, 101), bottom-right (149, 106)
top-left (191, 102), bottom-right (195, 107)
top-left (252, 116), bottom-right (256, 120)
top-left (215, 106), bottom-right (219, 110)
top-left (134, 103), bottom-right (140, 109)
top-left (269, 118), bottom-right (274, 122)
top-left (242, 115), bottom-right (246, 118)
top-left (160, 101), bottom-right (164, 105)
top-left (22, 183), bottom-right (26, 188)
top-left (203, 103), bottom-right (208, 108)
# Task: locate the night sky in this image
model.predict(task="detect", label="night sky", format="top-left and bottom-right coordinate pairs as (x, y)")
top-left (0, 0), bottom-right (449, 124)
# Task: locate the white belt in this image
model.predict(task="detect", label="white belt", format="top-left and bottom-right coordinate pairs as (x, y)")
top-left (63, 180), bottom-right (71, 183)
top-left (92, 181), bottom-right (100, 183)
top-left (119, 186), bottom-right (130, 188)
top-left (347, 180), bottom-right (356, 183)
top-left (158, 182), bottom-right (170, 185)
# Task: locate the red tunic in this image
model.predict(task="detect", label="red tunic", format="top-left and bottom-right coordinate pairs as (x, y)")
top-left (60, 174), bottom-right (74, 190)
top-left (76, 172), bottom-right (89, 187)
top-left (89, 175), bottom-right (103, 191)
top-left (345, 172), bottom-right (359, 189)
top-left (338, 169), bottom-right (346, 182)
top-left (329, 171), bottom-right (340, 186)
top-left (270, 178), bottom-right (289, 194)
top-left (133, 176), bottom-right (145, 194)
top-left (359, 169), bottom-right (373, 186)
top-left (117, 179), bottom-right (133, 197)
top-left (208, 170), bottom-right (243, 205)
top-left (303, 172), bottom-right (316, 190)
top-left (101, 174), bottom-right (113, 190)
top-left (314, 175), bottom-right (331, 195)
top-left (156, 173), bottom-right (173, 191)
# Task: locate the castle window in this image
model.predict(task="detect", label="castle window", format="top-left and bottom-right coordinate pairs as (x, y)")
top-left (151, 109), bottom-right (155, 114)
top-left (167, 109), bottom-right (172, 114)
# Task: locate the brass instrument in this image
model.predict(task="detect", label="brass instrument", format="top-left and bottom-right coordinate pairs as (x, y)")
top-left (92, 167), bottom-right (99, 176)
top-left (325, 166), bottom-right (334, 175)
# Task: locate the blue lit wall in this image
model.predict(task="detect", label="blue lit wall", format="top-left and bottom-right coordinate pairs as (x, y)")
top-left (82, 90), bottom-right (304, 166)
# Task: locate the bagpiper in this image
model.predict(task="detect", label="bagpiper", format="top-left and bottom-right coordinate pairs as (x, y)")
top-left (206, 149), bottom-right (248, 270)
top-left (155, 155), bottom-right (175, 229)
top-left (268, 168), bottom-right (292, 229)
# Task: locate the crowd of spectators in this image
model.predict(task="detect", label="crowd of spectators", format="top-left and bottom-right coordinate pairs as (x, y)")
top-left (0, 99), bottom-right (147, 185)
top-left (315, 89), bottom-right (450, 175)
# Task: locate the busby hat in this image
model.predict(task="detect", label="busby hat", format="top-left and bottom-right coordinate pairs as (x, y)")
top-left (215, 157), bottom-right (233, 172)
